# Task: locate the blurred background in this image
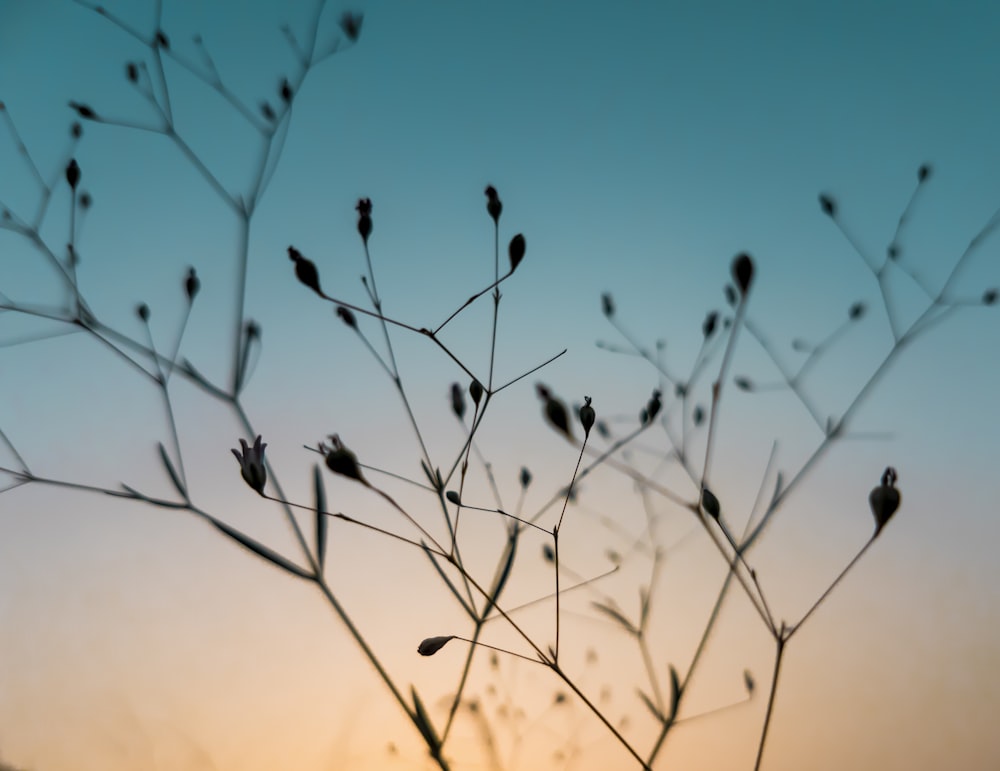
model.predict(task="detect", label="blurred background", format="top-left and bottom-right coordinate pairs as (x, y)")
top-left (1, 1), bottom-right (998, 769)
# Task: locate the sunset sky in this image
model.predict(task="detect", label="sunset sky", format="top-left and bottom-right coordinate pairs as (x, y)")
top-left (1, 1), bottom-right (999, 770)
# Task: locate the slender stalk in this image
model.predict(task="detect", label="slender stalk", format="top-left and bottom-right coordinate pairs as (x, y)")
top-left (753, 636), bottom-right (786, 771)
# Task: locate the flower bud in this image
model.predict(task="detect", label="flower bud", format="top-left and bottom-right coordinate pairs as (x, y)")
top-left (484, 185), bottom-right (502, 223)
top-left (869, 466), bottom-right (900, 536)
top-left (818, 193), bottom-right (837, 217)
top-left (126, 62), bottom-right (138, 83)
top-left (701, 487), bottom-right (720, 519)
top-left (983, 289), bottom-right (997, 305)
top-left (506, 234), bottom-right (526, 273)
top-left (469, 379), bottom-right (484, 405)
top-left (336, 306), bottom-right (357, 328)
top-left (417, 635), bottom-right (454, 656)
top-left (184, 267), bottom-right (200, 302)
top-left (450, 382), bottom-right (465, 419)
top-left (339, 12), bottom-right (363, 42)
top-left (288, 246), bottom-right (323, 296)
top-left (155, 30), bottom-right (170, 49)
top-left (601, 292), bottom-right (615, 317)
top-left (66, 159), bottom-right (81, 190)
top-left (537, 383), bottom-right (571, 440)
top-left (356, 198), bottom-right (373, 243)
top-left (231, 435), bottom-right (267, 496)
top-left (917, 164), bottom-right (931, 182)
top-left (848, 301), bottom-right (865, 320)
top-left (520, 467), bottom-right (532, 488)
top-left (280, 78), bottom-right (292, 103)
top-left (323, 435), bottom-right (366, 483)
top-left (702, 311), bottom-right (718, 338)
top-left (136, 303), bottom-right (150, 322)
top-left (579, 396), bottom-right (595, 437)
top-left (731, 252), bottom-right (754, 296)
top-left (68, 101), bottom-right (98, 120)
top-left (446, 490), bottom-right (461, 505)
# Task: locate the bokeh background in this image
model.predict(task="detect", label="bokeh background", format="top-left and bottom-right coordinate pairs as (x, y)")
top-left (1, 1), bottom-right (998, 769)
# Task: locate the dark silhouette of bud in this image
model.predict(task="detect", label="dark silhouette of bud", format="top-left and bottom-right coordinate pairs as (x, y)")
top-left (65, 159), bottom-right (81, 190)
top-left (260, 101), bottom-right (276, 121)
top-left (287, 246), bottom-right (323, 296)
top-left (136, 303), bottom-right (150, 322)
top-left (731, 253), bottom-right (754, 296)
top-left (579, 396), bottom-right (595, 437)
top-left (339, 12), bottom-right (363, 42)
top-left (643, 390), bottom-right (662, 424)
top-left (536, 383), bottom-right (571, 440)
top-left (917, 164), bottom-right (931, 182)
top-left (508, 234), bottom-right (525, 272)
top-left (246, 320), bottom-right (260, 339)
top-left (983, 289), bottom-right (997, 305)
top-left (818, 193), bottom-right (837, 217)
top-left (542, 543), bottom-right (555, 562)
top-left (887, 243), bottom-right (900, 261)
top-left (693, 405), bottom-right (705, 425)
top-left (79, 193), bottom-right (92, 210)
top-left (601, 292), bottom-right (615, 317)
top-left (323, 434), bottom-right (366, 483)
top-left (520, 467), bottom-right (532, 488)
top-left (417, 635), bottom-right (454, 656)
top-left (701, 487), bottom-right (720, 519)
top-left (469, 379), bottom-right (484, 406)
top-left (184, 267), bottom-right (200, 301)
top-left (702, 311), bottom-right (718, 338)
top-left (71, 122), bottom-right (82, 138)
top-left (336, 306), bottom-right (357, 328)
top-left (484, 185), bottom-right (502, 223)
top-left (155, 30), bottom-right (170, 49)
top-left (744, 670), bottom-right (755, 695)
top-left (450, 382), bottom-right (465, 419)
top-left (280, 78), bottom-right (292, 103)
top-left (869, 466), bottom-right (900, 536)
top-left (356, 198), bottom-right (373, 243)
top-left (723, 284), bottom-right (737, 307)
top-left (848, 302), bottom-right (865, 320)
top-left (69, 101), bottom-right (98, 120)
top-left (734, 376), bottom-right (754, 391)
top-left (446, 490), bottom-right (461, 505)
top-left (126, 62), bottom-right (138, 82)
top-left (231, 435), bottom-right (267, 496)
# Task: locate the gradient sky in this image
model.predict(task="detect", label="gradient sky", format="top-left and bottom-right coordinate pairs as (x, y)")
top-left (2, 1), bottom-right (999, 770)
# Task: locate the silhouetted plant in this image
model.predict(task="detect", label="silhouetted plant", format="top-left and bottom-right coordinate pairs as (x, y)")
top-left (1, 3), bottom-right (997, 770)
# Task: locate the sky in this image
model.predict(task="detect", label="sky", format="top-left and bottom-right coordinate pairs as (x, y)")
top-left (1, 1), bottom-right (999, 770)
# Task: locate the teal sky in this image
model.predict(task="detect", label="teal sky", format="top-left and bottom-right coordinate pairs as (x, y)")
top-left (2, 1), bottom-right (999, 770)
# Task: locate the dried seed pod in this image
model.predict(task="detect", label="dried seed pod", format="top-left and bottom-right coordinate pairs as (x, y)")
top-left (701, 487), bottom-right (720, 519)
top-left (279, 78), bottom-right (292, 103)
top-left (484, 185), bottom-right (502, 223)
top-left (136, 303), bottom-right (150, 322)
top-left (917, 164), bottom-right (931, 182)
top-left (869, 466), bottom-right (900, 536)
top-left (445, 490), bottom-right (461, 505)
top-left (542, 543), bottom-right (555, 562)
top-left (520, 467), bottom-right (532, 488)
top-left (508, 233), bottom-right (526, 272)
top-left (601, 292), bottom-right (615, 317)
top-left (155, 30), bottom-right (170, 49)
top-left (818, 193), bottom-right (837, 217)
top-left (126, 62), bottom-right (138, 82)
top-left (417, 635), bottom-right (454, 656)
top-left (579, 396), bottom-right (595, 437)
